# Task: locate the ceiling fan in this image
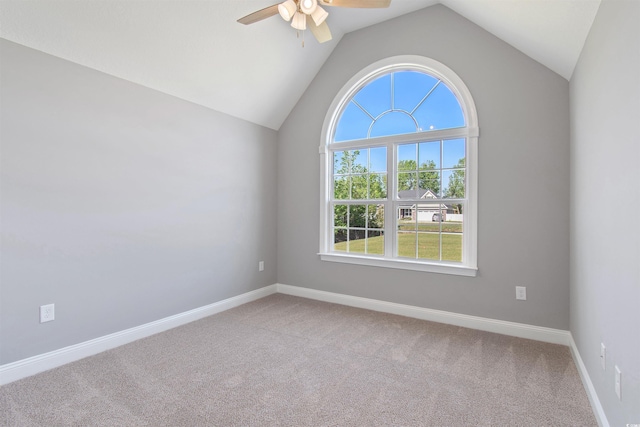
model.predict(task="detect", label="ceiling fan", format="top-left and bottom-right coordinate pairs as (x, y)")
top-left (238, 0), bottom-right (391, 44)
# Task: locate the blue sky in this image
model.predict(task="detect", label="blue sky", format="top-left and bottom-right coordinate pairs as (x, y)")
top-left (335, 71), bottom-right (465, 142)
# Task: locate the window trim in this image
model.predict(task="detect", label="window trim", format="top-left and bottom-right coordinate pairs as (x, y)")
top-left (319, 55), bottom-right (478, 276)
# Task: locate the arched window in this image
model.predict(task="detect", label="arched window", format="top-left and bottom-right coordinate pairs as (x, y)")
top-left (319, 56), bottom-right (478, 276)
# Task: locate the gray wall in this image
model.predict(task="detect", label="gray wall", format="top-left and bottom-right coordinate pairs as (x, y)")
top-left (570, 0), bottom-right (640, 424)
top-left (0, 39), bottom-right (278, 365)
top-left (277, 4), bottom-right (571, 329)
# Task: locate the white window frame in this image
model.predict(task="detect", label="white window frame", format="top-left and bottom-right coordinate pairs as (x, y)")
top-left (319, 56), bottom-right (478, 277)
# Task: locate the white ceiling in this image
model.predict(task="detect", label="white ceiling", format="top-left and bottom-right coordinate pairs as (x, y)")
top-left (0, 0), bottom-right (600, 130)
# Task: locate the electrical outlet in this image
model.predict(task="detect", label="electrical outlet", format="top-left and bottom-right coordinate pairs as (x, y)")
top-left (615, 365), bottom-right (621, 400)
top-left (600, 343), bottom-right (606, 370)
top-left (515, 286), bottom-right (527, 300)
top-left (40, 304), bottom-right (55, 323)
top-left (258, 261), bottom-right (264, 272)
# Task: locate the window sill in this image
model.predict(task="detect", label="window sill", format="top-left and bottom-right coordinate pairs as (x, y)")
top-left (319, 253), bottom-right (477, 277)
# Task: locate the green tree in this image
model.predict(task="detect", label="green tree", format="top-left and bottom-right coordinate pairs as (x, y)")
top-left (333, 150), bottom-right (385, 231)
top-left (334, 150), bottom-right (386, 201)
top-left (397, 159), bottom-right (439, 195)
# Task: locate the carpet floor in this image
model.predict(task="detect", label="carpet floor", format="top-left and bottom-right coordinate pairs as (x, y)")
top-left (1, 294), bottom-right (596, 426)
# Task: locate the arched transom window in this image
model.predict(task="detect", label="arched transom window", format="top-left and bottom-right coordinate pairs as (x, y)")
top-left (334, 71), bottom-right (464, 141)
top-left (319, 56), bottom-right (478, 276)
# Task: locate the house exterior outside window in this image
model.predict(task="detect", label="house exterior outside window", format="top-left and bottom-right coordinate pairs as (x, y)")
top-left (319, 56), bottom-right (479, 276)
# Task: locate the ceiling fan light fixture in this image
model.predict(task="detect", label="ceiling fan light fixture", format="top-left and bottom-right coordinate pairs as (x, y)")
top-left (291, 11), bottom-right (307, 30)
top-left (300, 0), bottom-right (318, 15)
top-left (311, 6), bottom-right (328, 25)
top-left (278, 0), bottom-right (296, 21)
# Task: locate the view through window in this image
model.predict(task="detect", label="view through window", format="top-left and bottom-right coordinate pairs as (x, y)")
top-left (321, 57), bottom-right (478, 276)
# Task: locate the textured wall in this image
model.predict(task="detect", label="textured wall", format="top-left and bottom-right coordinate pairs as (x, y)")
top-left (0, 39), bottom-right (278, 364)
top-left (570, 0), bottom-right (640, 424)
top-left (277, 5), bottom-right (571, 329)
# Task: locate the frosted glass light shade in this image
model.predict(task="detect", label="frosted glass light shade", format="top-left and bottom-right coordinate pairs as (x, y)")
top-left (278, 0), bottom-right (296, 21)
top-left (291, 11), bottom-right (307, 30)
top-left (300, 0), bottom-right (318, 15)
top-left (311, 6), bottom-right (328, 25)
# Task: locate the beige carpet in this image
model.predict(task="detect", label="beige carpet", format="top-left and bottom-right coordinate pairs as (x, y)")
top-left (1, 294), bottom-right (596, 426)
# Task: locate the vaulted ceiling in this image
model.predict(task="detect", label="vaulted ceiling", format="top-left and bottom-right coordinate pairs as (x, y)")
top-left (0, 0), bottom-right (600, 130)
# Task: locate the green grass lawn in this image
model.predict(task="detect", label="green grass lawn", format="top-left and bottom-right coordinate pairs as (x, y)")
top-left (334, 232), bottom-right (462, 262)
top-left (397, 221), bottom-right (463, 233)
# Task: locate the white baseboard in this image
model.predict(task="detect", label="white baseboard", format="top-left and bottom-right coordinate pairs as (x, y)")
top-left (0, 284), bottom-right (278, 386)
top-left (277, 284), bottom-right (613, 422)
top-left (3, 280), bottom-right (603, 427)
top-left (568, 334), bottom-right (610, 427)
top-left (282, 284), bottom-right (607, 425)
top-left (276, 283), bottom-right (571, 345)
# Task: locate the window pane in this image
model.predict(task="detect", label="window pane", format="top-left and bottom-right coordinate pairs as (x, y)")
top-left (419, 141), bottom-right (440, 170)
top-left (334, 150), bottom-right (350, 174)
top-left (352, 150), bottom-right (367, 173)
top-left (334, 228), bottom-right (347, 251)
top-left (349, 229), bottom-right (366, 253)
top-left (398, 173), bottom-right (418, 200)
top-left (368, 204), bottom-right (384, 229)
top-left (351, 175), bottom-right (368, 199)
top-left (413, 84), bottom-right (464, 131)
top-left (366, 230), bottom-right (384, 255)
top-left (442, 234), bottom-right (462, 262)
top-left (394, 71), bottom-right (440, 113)
top-left (369, 147), bottom-right (387, 172)
top-left (335, 102), bottom-right (371, 142)
top-left (418, 232), bottom-right (440, 260)
top-left (397, 231), bottom-right (417, 258)
top-left (334, 204), bottom-right (348, 227)
top-left (418, 171), bottom-right (440, 197)
top-left (443, 139), bottom-right (465, 169)
top-left (333, 151), bottom-right (344, 172)
top-left (442, 210), bottom-right (463, 233)
top-left (333, 148), bottom-right (388, 201)
top-left (334, 176), bottom-right (350, 199)
top-left (353, 74), bottom-right (391, 118)
top-left (349, 205), bottom-right (367, 228)
top-left (443, 169), bottom-right (465, 199)
top-left (369, 174), bottom-right (387, 199)
top-left (398, 143), bottom-right (417, 170)
top-left (442, 211), bottom-right (463, 262)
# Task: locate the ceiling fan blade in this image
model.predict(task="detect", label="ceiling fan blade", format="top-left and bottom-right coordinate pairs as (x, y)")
top-left (308, 16), bottom-right (333, 43)
top-left (237, 4), bottom-right (280, 25)
top-left (319, 0), bottom-right (391, 8)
